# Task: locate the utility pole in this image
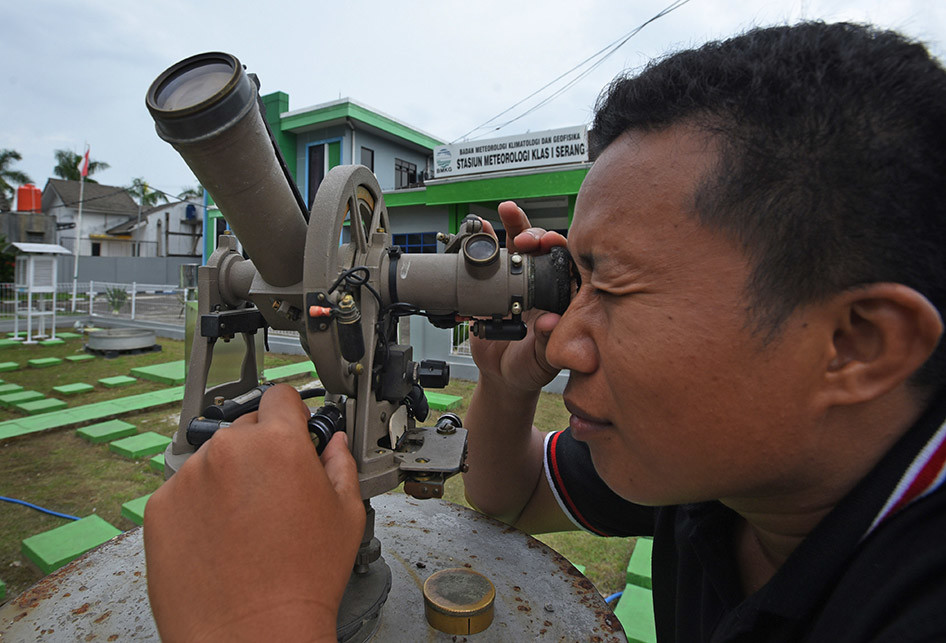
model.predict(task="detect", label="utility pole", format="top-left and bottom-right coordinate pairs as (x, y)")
top-left (70, 145), bottom-right (89, 313)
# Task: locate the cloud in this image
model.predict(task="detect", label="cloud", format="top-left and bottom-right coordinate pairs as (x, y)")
top-left (3, 0), bottom-right (945, 196)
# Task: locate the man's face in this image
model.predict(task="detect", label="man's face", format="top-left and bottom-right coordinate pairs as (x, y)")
top-left (546, 127), bottom-right (834, 507)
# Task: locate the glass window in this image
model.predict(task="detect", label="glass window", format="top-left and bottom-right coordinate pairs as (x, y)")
top-left (361, 147), bottom-right (374, 172)
top-left (308, 144), bottom-right (325, 208)
top-left (393, 231), bottom-right (438, 254)
top-left (395, 158), bottom-right (417, 189)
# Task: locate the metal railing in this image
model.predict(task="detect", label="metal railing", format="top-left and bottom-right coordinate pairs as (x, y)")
top-left (0, 282), bottom-right (192, 325)
top-left (451, 321), bottom-right (472, 356)
top-left (86, 281), bottom-right (191, 324)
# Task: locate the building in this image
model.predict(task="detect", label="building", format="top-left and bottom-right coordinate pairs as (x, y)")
top-left (41, 179), bottom-right (140, 257)
top-left (113, 200), bottom-right (203, 258)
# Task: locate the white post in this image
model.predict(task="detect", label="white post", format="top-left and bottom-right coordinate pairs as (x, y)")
top-left (89, 280), bottom-right (95, 315)
top-left (131, 282), bottom-right (137, 319)
top-left (71, 174), bottom-right (86, 313)
top-left (26, 285), bottom-right (33, 344)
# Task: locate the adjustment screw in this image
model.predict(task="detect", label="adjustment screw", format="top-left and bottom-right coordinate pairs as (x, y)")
top-left (510, 254), bottom-right (523, 266)
top-left (511, 302), bottom-right (523, 315)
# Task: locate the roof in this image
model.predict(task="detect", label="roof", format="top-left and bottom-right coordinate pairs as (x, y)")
top-left (6, 242), bottom-right (71, 254)
top-left (42, 178), bottom-right (138, 215)
top-left (279, 97), bottom-right (444, 151)
top-left (105, 217), bottom-right (144, 235)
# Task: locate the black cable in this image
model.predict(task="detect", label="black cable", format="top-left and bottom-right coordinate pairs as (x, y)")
top-left (453, 0), bottom-right (692, 142)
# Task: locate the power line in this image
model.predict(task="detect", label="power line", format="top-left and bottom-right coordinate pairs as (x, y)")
top-left (451, 0), bottom-right (692, 144)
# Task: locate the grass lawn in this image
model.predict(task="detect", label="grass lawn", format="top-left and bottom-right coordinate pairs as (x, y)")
top-left (0, 333), bottom-right (636, 602)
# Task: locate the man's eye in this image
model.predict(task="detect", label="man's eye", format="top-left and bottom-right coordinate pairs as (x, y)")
top-left (568, 256), bottom-right (582, 300)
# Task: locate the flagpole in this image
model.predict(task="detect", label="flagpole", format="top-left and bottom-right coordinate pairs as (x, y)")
top-left (71, 146), bottom-right (89, 313)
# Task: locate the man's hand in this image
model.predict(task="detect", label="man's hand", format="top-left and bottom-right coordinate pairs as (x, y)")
top-left (144, 384), bottom-right (365, 642)
top-left (463, 201), bottom-right (573, 526)
top-left (471, 200), bottom-right (568, 393)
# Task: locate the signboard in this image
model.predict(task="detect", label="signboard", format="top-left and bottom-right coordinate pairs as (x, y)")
top-left (433, 125), bottom-right (588, 178)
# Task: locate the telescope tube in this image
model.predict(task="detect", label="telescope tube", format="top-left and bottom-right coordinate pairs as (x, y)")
top-left (146, 52), bottom-right (307, 287)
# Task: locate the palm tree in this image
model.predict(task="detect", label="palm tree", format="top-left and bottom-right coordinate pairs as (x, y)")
top-left (177, 183), bottom-right (204, 203)
top-left (52, 148), bottom-right (109, 183)
top-left (127, 177), bottom-right (169, 208)
top-left (0, 149), bottom-right (32, 212)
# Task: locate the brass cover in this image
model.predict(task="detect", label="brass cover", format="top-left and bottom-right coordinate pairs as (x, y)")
top-left (423, 567), bottom-right (496, 635)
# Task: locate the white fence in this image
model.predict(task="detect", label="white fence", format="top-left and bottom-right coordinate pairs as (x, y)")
top-left (0, 281), bottom-right (191, 325)
top-left (86, 281), bottom-right (191, 324)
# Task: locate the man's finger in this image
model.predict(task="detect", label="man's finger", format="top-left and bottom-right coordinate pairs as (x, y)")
top-left (255, 384), bottom-right (310, 430)
top-left (498, 201), bottom-right (532, 252)
top-left (320, 432), bottom-right (361, 499)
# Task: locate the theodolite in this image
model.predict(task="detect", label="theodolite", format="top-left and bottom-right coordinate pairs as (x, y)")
top-left (146, 52), bottom-right (572, 641)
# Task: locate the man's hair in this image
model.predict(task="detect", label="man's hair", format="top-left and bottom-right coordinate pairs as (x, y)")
top-left (591, 22), bottom-right (946, 390)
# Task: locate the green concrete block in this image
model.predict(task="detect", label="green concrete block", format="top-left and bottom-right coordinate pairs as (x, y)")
top-left (66, 354), bottom-right (95, 362)
top-left (16, 398), bottom-right (68, 415)
top-left (0, 390), bottom-right (44, 408)
top-left (77, 419), bottom-right (137, 444)
top-left (109, 431), bottom-right (171, 459)
top-left (53, 382), bottom-right (95, 396)
top-left (0, 361), bottom-right (20, 372)
top-left (21, 515), bottom-right (121, 575)
top-left (626, 537), bottom-right (653, 589)
top-left (0, 383), bottom-right (24, 395)
top-left (0, 338), bottom-right (21, 348)
top-left (98, 375), bottom-right (137, 388)
top-left (130, 360), bottom-right (186, 385)
top-left (28, 357), bottom-right (63, 368)
top-left (64, 404), bottom-right (117, 424)
top-left (149, 453), bottom-right (165, 473)
top-left (40, 338), bottom-right (65, 346)
top-left (121, 494), bottom-right (152, 526)
top-left (613, 584), bottom-right (657, 643)
top-left (55, 332), bottom-right (82, 339)
top-left (425, 392), bottom-right (463, 411)
top-left (6, 332), bottom-right (26, 338)
top-left (263, 361), bottom-right (316, 382)
top-left (0, 576), bottom-right (5, 600)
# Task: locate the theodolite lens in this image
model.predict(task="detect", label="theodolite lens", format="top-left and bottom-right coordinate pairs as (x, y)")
top-left (146, 52), bottom-right (256, 143)
top-left (151, 60), bottom-right (234, 111)
top-left (462, 234), bottom-right (499, 265)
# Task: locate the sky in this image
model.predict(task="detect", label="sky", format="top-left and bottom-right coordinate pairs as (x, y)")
top-left (3, 0), bottom-right (946, 201)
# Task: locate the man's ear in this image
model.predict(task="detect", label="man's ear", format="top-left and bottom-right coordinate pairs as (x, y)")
top-left (820, 284), bottom-right (943, 406)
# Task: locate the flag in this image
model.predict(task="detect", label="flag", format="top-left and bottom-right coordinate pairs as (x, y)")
top-left (81, 147), bottom-right (90, 178)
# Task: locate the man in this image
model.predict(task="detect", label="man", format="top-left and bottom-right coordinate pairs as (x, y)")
top-left (145, 22), bottom-right (946, 641)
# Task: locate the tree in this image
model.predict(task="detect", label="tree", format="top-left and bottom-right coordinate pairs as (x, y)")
top-left (127, 177), bottom-right (169, 208)
top-left (0, 149), bottom-right (32, 212)
top-left (53, 148), bottom-right (109, 183)
top-left (177, 183), bottom-right (204, 202)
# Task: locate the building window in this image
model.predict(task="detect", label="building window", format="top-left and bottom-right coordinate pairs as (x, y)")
top-left (395, 158), bottom-right (417, 189)
top-left (361, 147), bottom-right (374, 172)
top-left (91, 242), bottom-right (101, 256)
top-left (308, 144), bottom-right (325, 209)
top-left (392, 232), bottom-right (438, 254)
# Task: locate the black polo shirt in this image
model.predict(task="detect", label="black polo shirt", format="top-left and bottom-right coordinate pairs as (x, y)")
top-left (544, 392), bottom-right (946, 642)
